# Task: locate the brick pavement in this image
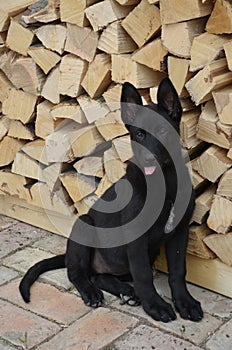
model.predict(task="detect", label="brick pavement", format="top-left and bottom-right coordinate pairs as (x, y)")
top-left (0, 214), bottom-right (232, 350)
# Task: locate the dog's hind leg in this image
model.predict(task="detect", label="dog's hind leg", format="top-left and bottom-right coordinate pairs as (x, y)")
top-left (91, 274), bottom-right (140, 306)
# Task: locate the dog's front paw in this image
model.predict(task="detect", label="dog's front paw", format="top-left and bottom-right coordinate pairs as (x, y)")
top-left (174, 296), bottom-right (203, 322)
top-left (120, 293), bottom-right (140, 306)
top-left (143, 298), bottom-right (176, 323)
top-left (81, 286), bottom-right (104, 308)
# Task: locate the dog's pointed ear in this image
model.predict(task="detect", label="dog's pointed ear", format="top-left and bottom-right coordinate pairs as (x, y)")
top-left (157, 78), bottom-right (182, 123)
top-left (121, 82), bottom-right (142, 127)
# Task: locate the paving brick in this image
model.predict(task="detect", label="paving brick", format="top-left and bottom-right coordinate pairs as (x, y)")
top-left (0, 214), bottom-right (18, 231)
top-left (0, 279), bottom-right (90, 326)
top-left (40, 268), bottom-right (73, 291)
top-left (205, 319), bottom-right (232, 350)
top-left (0, 223), bottom-right (48, 259)
top-left (3, 247), bottom-right (54, 272)
top-left (112, 300), bottom-right (222, 345)
top-left (0, 299), bottom-right (60, 349)
top-left (0, 339), bottom-right (18, 350)
top-left (37, 308), bottom-right (138, 350)
top-left (112, 324), bottom-right (204, 350)
top-left (0, 266), bottom-right (18, 286)
top-left (32, 234), bottom-right (67, 255)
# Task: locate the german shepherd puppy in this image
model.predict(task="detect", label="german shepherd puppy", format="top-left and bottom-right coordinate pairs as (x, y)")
top-left (20, 78), bottom-right (203, 323)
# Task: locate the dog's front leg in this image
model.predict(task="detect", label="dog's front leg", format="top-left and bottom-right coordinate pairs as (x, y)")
top-left (127, 238), bottom-right (176, 323)
top-left (165, 226), bottom-right (203, 321)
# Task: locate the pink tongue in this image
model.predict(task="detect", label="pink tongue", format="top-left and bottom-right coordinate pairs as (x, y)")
top-left (144, 166), bottom-right (156, 175)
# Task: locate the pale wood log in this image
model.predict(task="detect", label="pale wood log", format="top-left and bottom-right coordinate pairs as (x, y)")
top-left (180, 98), bottom-right (196, 113)
top-left (95, 110), bottom-right (128, 141)
top-left (60, 0), bottom-right (99, 27)
top-left (22, 139), bottom-right (49, 166)
top-left (187, 160), bottom-right (208, 190)
top-left (12, 151), bottom-right (44, 180)
top-left (187, 224), bottom-right (216, 259)
top-left (51, 102), bottom-right (86, 124)
top-left (208, 194), bottom-right (232, 234)
top-left (147, 0), bottom-right (159, 3)
top-left (228, 148), bottom-right (232, 159)
top-left (74, 156), bottom-right (104, 178)
top-left (2, 88), bottom-right (37, 124)
top-left (132, 38), bottom-right (167, 72)
top-left (41, 66), bottom-right (60, 104)
top-left (65, 23), bottom-right (99, 62)
top-left (36, 100), bottom-right (62, 139)
top-left (0, 169), bottom-right (29, 200)
top-left (0, 71), bottom-right (13, 103)
top-left (160, 0), bottom-right (213, 25)
top-left (81, 53), bottom-right (111, 99)
top-left (8, 120), bottom-right (34, 140)
top-left (192, 184), bottom-right (217, 224)
top-left (115, 0), bottom-right (140, 4)
top-left (112, 135), bottom-right (133, 162)
top-left (6, 19), bottom-right (34, 56)
top-left (0, 136), bottom-right (26, 167)
top-left (212, 86), bottom-right (232, 125)
top-left (95, 174), bottom-right (113, 197)
top-left (71, 125), bottom-right (105, 158)
top-left (224, 41), bottom-right (232, 71)
top-left (112, 54), bottom-right (166, 88)
top-left (21, 0), bottom-right (59, 24)
top-left (104, 147), bottom-right (126, 183)
top-left (217, 168), bottom-right (232, 199)
top-left (196, 100), bottom-right (230, 149)
top-left (122, 0), bottom-right (161, 48)
top-left (0, 0), bottom-right (37, 31)
top-left (186, 58), bottom-right (232, 105)
top-left (28, 46), bottom-right (61, 74)
top-left (0, 116), bottom-right (10, 141)
top-left (74, 194), bottom-right (98, 215)
top-left (162, 18), bottom-right (207, 59)
top-left (58, 54), bottom-right (88, 98)
top-left (60, 171), bottom-right (96, 202)
top-left (168, 57), bottom-right (193, 97)
top-left (39, 162), bottom-right (70, 192)
top-left (180, 108), bottom-right (201, 149)
top-left (190, 32), bottom-right (231, 72)
top-left (217, 121), bottom-right (232, 140)
top-left (98, 20), bottom-right (137, 55)
top-left (206, 0), bottom-right (232, 34)
top-left (77, 95), bottom-right (109, 123)
top-left (193, 145), bottom-right (232, 183)
top-left (85, 0), bottom-right (133, 31)
top-left (103, 84), bottom-right (122, 111)
top-left (36, 24), bottom-right (67, 54)
top-left (204, 233), bottom-right (232, 266)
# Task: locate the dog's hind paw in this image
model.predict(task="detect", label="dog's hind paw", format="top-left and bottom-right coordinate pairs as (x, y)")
top-left (120, 293), bottom-right (140, 306)
top-left (82, 286), bottom-right (104, 308)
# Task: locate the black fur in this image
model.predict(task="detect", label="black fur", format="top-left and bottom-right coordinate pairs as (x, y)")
top-left (19, 78), bottom-right (203, 323)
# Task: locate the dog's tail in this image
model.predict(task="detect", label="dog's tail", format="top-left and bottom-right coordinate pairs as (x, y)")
top-left (19, 254), bottom-right (66, 303)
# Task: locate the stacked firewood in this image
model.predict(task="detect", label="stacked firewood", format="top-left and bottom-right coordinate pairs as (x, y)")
top-left (0, 0), bottom-right (232, 268)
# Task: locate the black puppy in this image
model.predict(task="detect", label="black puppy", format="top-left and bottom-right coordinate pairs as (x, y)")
top-left (19, 78), bottom-right (203, 323)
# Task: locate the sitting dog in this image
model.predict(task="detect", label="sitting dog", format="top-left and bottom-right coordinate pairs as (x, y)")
top-left (19, 78), bottom-right (203, 323)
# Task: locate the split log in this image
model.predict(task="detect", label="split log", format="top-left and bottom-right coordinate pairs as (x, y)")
top-left (190, 32), bottom-right (231, 72)
top-left (51, 102), bottom-right (86, 124)
top-left (224, 41), bottom-right (232, 71)
top-left (28, 46), bottom-right (61, 74)
top-left (98, 21), bottom-right (137, 54)
top-left (187, 224), bottom-right (216, 259)
top-left (180, 108), bottom-right (201, 149)
top-left (228, 148), bottom-right (232, 160)
top-left (207, 195), bottom-right (232, 234)
top-left (0, 136), bottom-right (26, 167)
top-left (196, 100), bottom-right (230, 149)
top-left (0, 169), bottom-right (29, 200)
top-left (39, 162), bottom-right (70, 193)
top-left (36, 100), bottom-right (62, 139)
top-left (74, 156), bottom-right (104, 178)
top-left (95, 174), bottom-right (113, 197)
top-left (81, 53), bottom-right (111, 99)
top-left (0, 71), bottom-right (13, 102)
top-left (60, 171), bottom-right (97, 202)
top-left (104, 147), bottom-right (126, 183)
top-left (162, 18), bottom-right (207, 58)
top-left (103, 84), bottom-right (122, 111)
top-left (21, 0), bottom-right (60, 24)
top-left (132, 38), bottom-right (168, 71)
top-left (95, 110), bottom-right (128, 141)
top-left (12, 151), bottom-right (44, 180)
top-left (58, 54), bottom-right (88, 98)
top-left (77, 95), bottom-right (109, 124)
top-left (112, 54), bottom-right (166, 88)
top-left (35, 24), bottom-right (67, 54)
top-left (217, 168), bottom-right (232, 199)
top-left (112, 135), bottom-right (133, 162)
top-left (185, 58), bottom-right (232, 105)
top-left (212, 86), bottom-right (232, 125)
top-left (160, 0), bottom-right (213, 24)
top-left (60, 0), bottom-right (99, 27)
top-left (8, 120), bottom-right (34, 140)
top-left (65, 23), bottom-right (99, 62)
top-left (192, 184), bottom-right (217, 224)
top-left (6, 18), bottom-right (34, 56)
top-left (204, 233), bottom-right (232, 266)
top-left (206, 0), bottom-right (232, 34)
top-left (122, 0), bottom-right (161, 47)
top-left (71, 125), bottom-right (105, 158)
top-left (187, 160), bottom-right (207, 191)
top-left (115, 0), bottom-right (140, 4)
top-left (2, 88), bottom-right (37, 124)
top-left (85, 0), bottom-right (133, 31)
top-left (21, 139), bottom-right (49, 166)
top-left (168, 57), bottom-right (193, 97)
top-left (41, 66), bottom-right (60, 104)
top-left (0, 116), bottom-right (10, 141)
top-left (193, 145), bottom-right (232, 183)
top-left (74, 194), bottom-right (98, 215)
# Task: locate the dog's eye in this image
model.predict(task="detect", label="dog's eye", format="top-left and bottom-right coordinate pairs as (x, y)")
top-left (135, 130), bottom-right (145, 140)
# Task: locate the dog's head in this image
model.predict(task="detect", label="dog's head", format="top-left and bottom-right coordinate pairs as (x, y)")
top-left (121, 78), bottom-right (182, 175)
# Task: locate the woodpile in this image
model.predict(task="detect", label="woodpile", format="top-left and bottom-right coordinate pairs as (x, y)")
top-left (0, 0), bottom-right (232, 292)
